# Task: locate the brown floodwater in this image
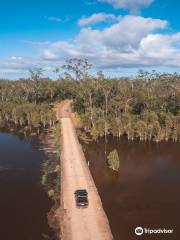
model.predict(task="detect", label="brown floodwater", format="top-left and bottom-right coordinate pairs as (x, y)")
top-left (83, 137), bottom-right (180, 240)
top-left (0, 132), bottom-right (54, 240)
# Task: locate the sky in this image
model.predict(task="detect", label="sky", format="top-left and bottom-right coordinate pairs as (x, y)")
top-left (0, 0), bottom-right (180, 79)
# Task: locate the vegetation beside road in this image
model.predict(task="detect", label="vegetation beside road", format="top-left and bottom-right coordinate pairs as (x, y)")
top-left (41, 125), bottom-right (61, 202)
top-left (0, 58), bottom-right (179, 142)
top-left (40, 125), bottom-right (61, 239)
top-left (0, 58), bottom-right (179, 240)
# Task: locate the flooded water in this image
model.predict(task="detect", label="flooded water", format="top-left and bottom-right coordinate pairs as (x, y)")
top-left (83, 138), bottom-right (180, 240)
top-left (0, 132), bottom-right (54, 240)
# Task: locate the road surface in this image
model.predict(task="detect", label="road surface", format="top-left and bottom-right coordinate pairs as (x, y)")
top-left (55, 101), bottom-right (113, 240)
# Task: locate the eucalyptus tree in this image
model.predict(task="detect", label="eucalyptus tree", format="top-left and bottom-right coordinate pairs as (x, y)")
top-left (115, 78), bottom-right (135, 113)
top-left (78, 77), bottom-right (99, 127)
top-left (62, 58), bottom-right (92, 81)
top-left (29, 67), bottom-right (44, 103)
top-left (98, 78), bottom-right (115, 142)
top-left (135, 120), bottom-right (147, 141)
top-left (109, 117), bottom-right (123, 139)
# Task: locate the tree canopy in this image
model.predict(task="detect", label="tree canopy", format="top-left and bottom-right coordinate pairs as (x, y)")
top-left (0, 60), bottom-right (179, 141)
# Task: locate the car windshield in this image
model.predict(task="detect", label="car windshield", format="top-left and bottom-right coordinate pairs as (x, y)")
top-left (77, 197), bottom-right (87, 203)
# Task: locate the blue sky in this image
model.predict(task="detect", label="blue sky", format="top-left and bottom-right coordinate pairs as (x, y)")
top-left (0, 0), bottom-right (180, 79)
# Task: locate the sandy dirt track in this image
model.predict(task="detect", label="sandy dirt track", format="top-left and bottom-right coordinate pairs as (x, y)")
top-left (55, 101), bottom-right (113, 240)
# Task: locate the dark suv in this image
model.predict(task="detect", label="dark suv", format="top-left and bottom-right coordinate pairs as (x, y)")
top-left (74, 189), bottom-right (88, 208)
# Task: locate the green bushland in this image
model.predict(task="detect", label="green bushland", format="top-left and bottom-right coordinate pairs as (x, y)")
top-left (0, 102), bottom-right (56, 135)
top-left (0, 59), bottom-right (179, 142)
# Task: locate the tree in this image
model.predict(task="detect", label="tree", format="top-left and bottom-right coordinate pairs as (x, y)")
top-left (99, 79), bottom-right (115, 142)
top-left (62, 58), bottom-right (92, 80)
top-left (79, 77), bottom-right (98, 127)
top-left (107, 149), bottom-right (120, 171)
top-left (0, 62), bottom-right (179, 142)
top-left (29, 67), bottom-right (44, 103)
top-left (97, 70), bottom-right (104, 80)
top-left (135, 120), bottom-right (147, 141)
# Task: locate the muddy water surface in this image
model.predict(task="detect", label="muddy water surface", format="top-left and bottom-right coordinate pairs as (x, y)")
top-left (0, 132), bottom-right (54, 240)
top-left (83, 138), bottom-right (180, 240)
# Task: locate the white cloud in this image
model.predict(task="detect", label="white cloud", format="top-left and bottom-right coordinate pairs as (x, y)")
top-left (85, 1), bottom-right (97, 6)
top-left (77, 16), bottom-right (167, 50)
top-left (22, 40), bottom-right (51, 46)
top-left (1, 15), bottom-right (180, 78)
top-left (98, 0), bottom-right (154, 13)
top-left (11, 56), bottom-right (23, 60)
top-left (42, 15), bottom-right (177, 69)
top-left (78, 13), bottom-right (119, 26)
top-left (0, 57), bottom-right (42, 71)
top-left (138, 33), bottom-right (180, 66)
top-left (47, 17), bottom-right (62, 22)
top-left (47, 16), bottom-right (69, 23)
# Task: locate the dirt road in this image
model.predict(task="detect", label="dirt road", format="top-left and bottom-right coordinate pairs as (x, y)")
top-left (56, 101), bottom-right (113, 240)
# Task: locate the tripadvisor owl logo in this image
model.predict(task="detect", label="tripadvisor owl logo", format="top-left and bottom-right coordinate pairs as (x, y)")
top-left (135, 227), bottom-right (174, 236)
top-left (135, 227), bottom-right (144, 236)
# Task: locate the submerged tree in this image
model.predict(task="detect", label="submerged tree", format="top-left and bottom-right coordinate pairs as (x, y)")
top-left (107, 149), bottom-right (120, 171)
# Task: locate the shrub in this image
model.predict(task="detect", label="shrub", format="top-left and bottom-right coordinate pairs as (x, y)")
top-left (107, 149), bottom-right (120, 171)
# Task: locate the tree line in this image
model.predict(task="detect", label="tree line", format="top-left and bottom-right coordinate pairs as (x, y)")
top-left (0, 59), bottom-right (179, 141)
